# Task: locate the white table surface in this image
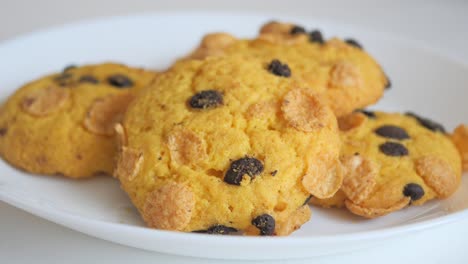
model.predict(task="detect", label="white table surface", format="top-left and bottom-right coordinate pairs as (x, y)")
top-left (1, 0), bottom-right (468, 263)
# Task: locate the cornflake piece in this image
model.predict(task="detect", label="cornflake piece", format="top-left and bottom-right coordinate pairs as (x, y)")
top-left (114, 146), bottom-right (143, 181)
top-left (415, 156), bottom-right (460, 198)
top-left (345, 197), bottom-right (410, 218)
top-left (22, 86), bottom-right (69, 116)
top-left (302, 156), bottom-right (343, 199)
top-left (282, 88), bottom-right (331, 132)
top-left (275, 206), bottom-right (311, 236)
top-left (143, 182), bottom-right (195, 231)
top-left (328, 61), bottom-right (362, 88)
top-left (451, 125), bottom-right (468, 171)
top-left (167, 128), bottom-right (207, 166)
top-left (340, 155), bottom-right (379, 204)
top-left (83, 93), bottom-right (134, 136)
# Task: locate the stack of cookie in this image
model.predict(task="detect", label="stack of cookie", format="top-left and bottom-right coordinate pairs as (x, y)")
top-left (1, 21), bottom-right (467, 236)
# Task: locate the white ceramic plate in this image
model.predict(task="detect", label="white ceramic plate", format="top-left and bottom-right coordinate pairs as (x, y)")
top-left (0, 12), bottom-right (467, 260)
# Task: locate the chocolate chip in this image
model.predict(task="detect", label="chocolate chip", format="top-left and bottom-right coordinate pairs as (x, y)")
top-left (189, 90), bottom-right (223, 109)
top-left (309, 30), bottom-right (324, 44)
top-left (270, 170), bottom-right (278, 176)
top-left (375, 125), bottom-right (410, 140)
top-left (355, 109), bottom-right (376, 119)
top-left (79, 75), bottom-right (99, 84)
top-left (379, 142), bottom-right (409, 157)
top-left (345, 39), bottom-right (363, 49)
top-left (385, 75), bottom-right (391, 90)
top-left (108, 74), bottom-right (133, 88)
top-left (267, 59), bottom-right (291, 77)
top-left (224, 157), bottom-right (264, 185)
top-left (63, 64), bottom-right (77, 72)
top-left (252, 214), bottom-right (275, 236)
top-left (405, 112), bottom-right (446, 133)
top-left (290, 25), bottom-right (306, 35)
top-left (193, 225), bottom-right (238, 235)
top-left (0, 127), bottom-right (7, 136)
top-left (303, 195), bottom-right (313, 206)
top-left (54, 73), bottom-right (73, 86)
top-left (403, 183), bottom-right (424, 201)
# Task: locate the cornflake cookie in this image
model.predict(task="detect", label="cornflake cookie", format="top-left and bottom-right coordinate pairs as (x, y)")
top-left (115, 55), bottom-right (343, 235)
top-left (311, 111), bottom-right (462, 218)
top-left (181, 21), bottom-right (389, 117)
top-left (451, 125), bottom-right (468, 171)
top-left (0, 63), bottom-right (157, 178)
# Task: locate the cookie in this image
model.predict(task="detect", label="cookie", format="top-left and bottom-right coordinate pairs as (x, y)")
top-left (311, 111), bottom-right (462, 218)
top-left (115, 55), bottom-right (343, 235)
top-left (0, 63), bottom-right (157, 178)
top-left (181, 21), bottom-right (389, 117)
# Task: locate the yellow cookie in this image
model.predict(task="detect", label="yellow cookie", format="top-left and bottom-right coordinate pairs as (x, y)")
top-left (115, 55), bottom-right (343, 236)
top-left (312, 111), bottom-right (462, 218)
top-left (0, 63), bottom-right (157, 178)
top-left (181, 21), bottom-right (389, 117)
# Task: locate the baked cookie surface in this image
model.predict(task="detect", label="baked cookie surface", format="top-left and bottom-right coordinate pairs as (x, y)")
top-left (182, 21), bottom-right (389, 117)
top-left (0, 63), bottom-right (157, 178)
top-left (312, 111), bottom-right (462, 218)
top-left (115, 55), bottom-right (343, 235)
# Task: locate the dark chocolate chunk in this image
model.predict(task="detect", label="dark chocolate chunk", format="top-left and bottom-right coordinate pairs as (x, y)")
top-left (267, 59), bottom-right (291, 77)
top-left (290, 25), bottom-right (306, 35)
top-left (107, 74), bottom-right (134, 88)
top-left (303, 195), bottom-right (313, 206)
top-left (224, 157), bottom-right (264, 185)
top-left (63, 64), bottom-right (77, 72)
top-left (189, 90), bottom-right (223, 109)
top-left (309, 30), bottom-right (324, 44)
top-left (193, 225), bottom-right (238, 235)
top-left (379, 142), bottom-right (409, 157)
top-left (374, 125), bottom-right (410, 140)
top-left (385, 74), bottom-right (391, 90)
top-left (252, 214), bottom-right (275, 236)
top-left (79, 75), bottom-right (99, 84)
top-left (345, 39), bottom-right (363, 49)
top-left (355, 109), bottom-right (376, 119)
top-left (405, 112), bottom-right (446, 133)
top-left (403, 183), bottom-right (425, 201)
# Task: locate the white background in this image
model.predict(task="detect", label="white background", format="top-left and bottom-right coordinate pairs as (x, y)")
top-left (1, 0), bottom-right (468, 263)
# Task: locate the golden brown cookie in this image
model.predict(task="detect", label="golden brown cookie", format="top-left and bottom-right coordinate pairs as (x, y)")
top-left (311, 111), bottom-right (462, 218)
top-left (181, 21), bottom-right (389, 117)
top-left (115, 55), bottom-right (343, 235)
top-left (0, 63), bottom-right (157, 178)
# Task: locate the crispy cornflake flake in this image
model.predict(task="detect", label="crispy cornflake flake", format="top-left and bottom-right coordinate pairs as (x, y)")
top-left (143, 182), bottom-right (195, 231)
top-left (338, 112), bottom-right (367, 131)
top-left (259, 21), bottom-right (294, 35)
top-left (167, 128), bottom-right (207, 166)
top-left (328, 61), bottom-right (362, 89)
top-left (114, 123), bottom-right (127, 150)
top-left (275, 206), bottom-right (311, 236)
top-left (188, 33), bottom-right (236, 60)
top-left (345, 198), bottom-right (410, 218)
top-left (302, 156), bottom-right (343, 199)
top-left (340, 155), bottom-right (379, 204)
top-left (282, 88), bottom-right (331, 132)
top-left (83, 93), bottom-right (134, 136)
top-left (258, 22), bottom-right (308, 45)
top-left (452, 125), bottom-right (468, 171)
top-left (22, 86), bottom-right (69, 116)
top-left (114, 146), bottom-right (143, 181)
top-left (246, 101), bottom-right (279, 120)
top-left (415, 156), bottom-right (460, 198)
